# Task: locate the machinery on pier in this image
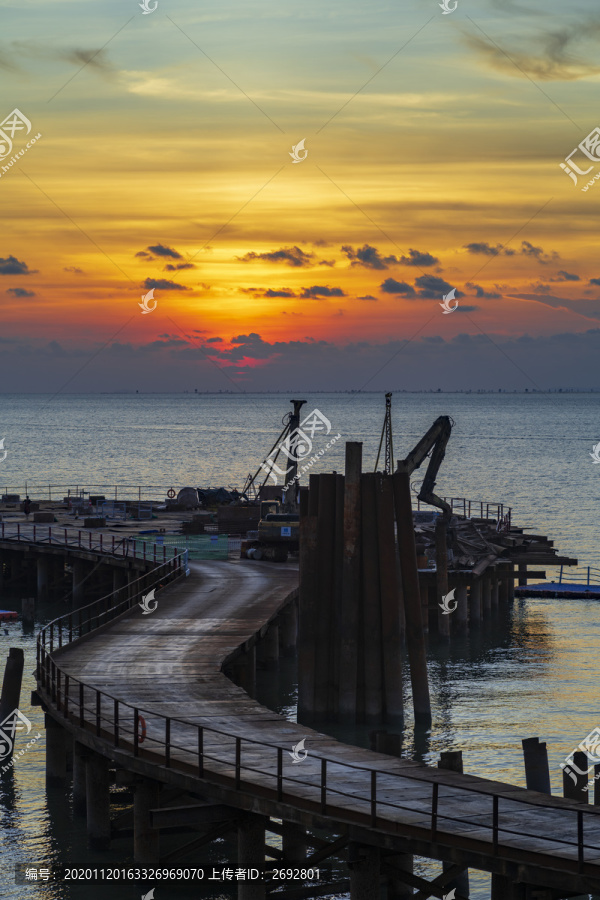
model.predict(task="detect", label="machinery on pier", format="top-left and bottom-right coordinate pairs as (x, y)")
top-left (241, 400), bottom-right (306, 561)
top-left (374, 392), bottom-right (394, 475)
top-left (242, 399), bottom-right (307, 509)
top-left (396, 415), bottom-right (454, 519)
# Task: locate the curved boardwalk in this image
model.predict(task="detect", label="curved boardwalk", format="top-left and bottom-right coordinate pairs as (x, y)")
top-left (41, 559), bottom-right (600, 895)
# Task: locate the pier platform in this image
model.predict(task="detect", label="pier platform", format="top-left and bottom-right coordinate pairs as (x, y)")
top-left (515, 582), bottom-right (600, 598)
top-left (34, 559), bottom-right (600, 897)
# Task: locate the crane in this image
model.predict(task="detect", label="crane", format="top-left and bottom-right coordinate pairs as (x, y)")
top-left (374, 392), bottom-right (394, 475)
top-left (395, 415), bottom-right (454, 519)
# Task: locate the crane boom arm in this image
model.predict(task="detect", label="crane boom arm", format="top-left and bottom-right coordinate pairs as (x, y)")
top-left (396, 415), bottom-right (453, 518)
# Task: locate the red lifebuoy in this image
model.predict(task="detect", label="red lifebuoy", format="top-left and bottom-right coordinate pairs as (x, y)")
top-left (138, 715), bottom-right (146, 744)
top-left (167, 488), bottom-right (176, 499)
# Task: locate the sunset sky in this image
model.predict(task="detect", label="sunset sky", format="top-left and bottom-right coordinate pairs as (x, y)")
top-left (1, 0), bottom-right (600, 391)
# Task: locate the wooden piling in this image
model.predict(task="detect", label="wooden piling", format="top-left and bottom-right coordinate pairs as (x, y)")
top-left (298, 476), bottom-right (319, 722)
top-left (281, 822), bottom-right (307, 862)
top-left (468, 579), bottom-right (481, 626)
top-left (522, 737), bottom-right (551, 794)
top-left (392, 472), bottom-right (431, 725)
top-left (36, 556), bottom-right (50, 601)
top-left (0, 647), bottom-right (25, 764)
top-left (314, 473), bottom-right (336, 720)
top-left (435, 518), bottom-right (450, 638)
top-left (427, 584), bottom-right (437, 633)
top-left (72, 558), bottom-right (88, 607)
top-left (332, 472), bottom-right (345, 719)
top-left (491, 874), bottom-right (520, 899)
top-left (482, 575), bottom-right (492, 616)
top-left (491, 570), bottom-right (500, 609)
top-left (438, 751), bottom-right (470, 897)
top-left (454, 584), bottom-right (468, 633)
top-left (339, 443), bottom-right (362, 722)
top-left (86, 750), bottom-right (111, 849)
top-left (72, 740), bottom-right (87, 816)
top-left (45, 713), bottom-right (68, 785)
top-left (21, 598), bottom-right (35, 627)
top-left (563, 750), bottom-right (589, 802)
top-left (370, 730), bottom-right (402, 756)
top-left (361, 474), bottom-right (383, 723)
top-left (259, 623), bottom-right (279, 670)
top-left (348, 843), bottom-right (380, 900)
top-left (508, 564), bottom-right (515, 601)
top-left (375, 474), bottom-right (403, 723)
top-left (133, 777), bottom-right (161, 865)
top-left (278, 602), bottom-right (297, 657)
top-left (238, 813), bottom-right (266, 900)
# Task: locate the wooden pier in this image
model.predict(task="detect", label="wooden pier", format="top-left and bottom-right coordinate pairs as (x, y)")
top-left (31, 555), bottom-right (600, 900)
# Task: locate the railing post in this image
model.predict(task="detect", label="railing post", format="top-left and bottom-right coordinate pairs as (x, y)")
top-left (68, 614), bottom-right (72, 643)
top-left (79, 682), bottom-right (84, 727)
top-left (578, 809), bottom-right (584, 872)
top-left (49, 527), bottom-right (52, 544)
top-left (33, 525), bottom-right (36, 542)
top-left (559, 565), bottom-right (563, 584)
top-left (235, 737), bottom-right (241, 789)
top-left (431, 782), bottom-right (438, 840)
top-left (100, 534), bottom-right (103, 553)
top-left (96, 693), bottom-right (101, 736)
top-left (493, 795), bottom-right (498, 854)
top-left (56, 668), bottom-right (60, 709)
top-left (64, 676), bottom-right (69, 719)
top-left (165, 718), bottom-right (171, 767)
top-left (370, 771), bottom-right (377, 827)
top-left (64, 527), bottom-right (68, 545)
top-left (198, 727), bottom-right (204, 778)
top-left (114, 699), bottom-right (119, 747)
top-left (50, 623), bottom-right (54, 653)
top-left (277, 747), bottom-right (283, 801)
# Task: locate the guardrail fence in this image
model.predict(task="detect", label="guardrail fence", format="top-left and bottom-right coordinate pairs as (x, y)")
top-left (35, 546), bottom-right (600, 875)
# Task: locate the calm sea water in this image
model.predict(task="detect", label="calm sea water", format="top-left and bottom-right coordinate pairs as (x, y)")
top-left (1, 393), bottom-right (600, 899)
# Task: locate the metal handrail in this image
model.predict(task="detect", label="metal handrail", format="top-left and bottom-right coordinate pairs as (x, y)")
top-left (558, 566), bottom-right (600, 586)
top-left (2, 484), bottom-right (179, 502)
top-left (36, 568), bottom-right (600, 874)
top-left (415, 494), bottom-right (512, 526)
top-left (38, 647), bottom-right (600, 869)
top-left (1, 483), bottom-right (240, 502)
top-left (0, 523), bottom-right (180, 563)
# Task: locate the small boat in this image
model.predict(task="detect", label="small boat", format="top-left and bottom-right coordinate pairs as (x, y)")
top-left (0, 610), bottom-right (18, 622)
